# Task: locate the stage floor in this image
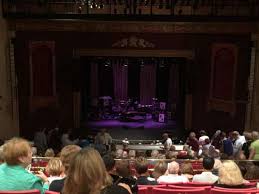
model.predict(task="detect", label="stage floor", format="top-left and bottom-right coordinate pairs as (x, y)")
top-left (85, 119), bottom-right (177, 140)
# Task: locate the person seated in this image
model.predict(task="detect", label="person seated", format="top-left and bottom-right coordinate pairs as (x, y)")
top-left (180, 162), bottom-right (194, 181)
top-left (46, 158), bottom-right (65, 184)
top-left (0, 137), bottom-right (49, 193)
top-left (115, 160), bottom-right (137, 193)
top-left (102, 154), bottom-right (120, 183)
top-left (135, 157), bottom-right (157, 185)
top-left (49, 145), bottom-right (81, 192)
top-left (157, 161), bottom-right (189, 184)
top-left (199, 130), bottom-right (210, 146)
top-left (192, 157), bottom-right (218, 184)
top-left (62, 148), bottom-right (132, 194)
top-left (44, 148), bottom-right (55, 157)
top-left (152, 160), bottom-right (167, 180)
top-left (215, 160), bottom-right (253, 188)
top-left (186, 132), bottom-right (199, 152)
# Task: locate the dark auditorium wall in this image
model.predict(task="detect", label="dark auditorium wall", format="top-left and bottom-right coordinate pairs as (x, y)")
top-left (14, 31), bottom-right (251, 138)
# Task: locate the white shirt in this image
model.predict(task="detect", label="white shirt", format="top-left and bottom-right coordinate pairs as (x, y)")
top-left (47, 176), bottom-right (63, 184)
top-left (164, 138), bottom-right (173, 150)
top-left (192, 171), bottom-right (218, 184)
top-left (233, 135), bottom-right (246, 156)
top-left (157, 174), bottom-right (189, 184)
top-left (199, 135), bottom-right (210, 145)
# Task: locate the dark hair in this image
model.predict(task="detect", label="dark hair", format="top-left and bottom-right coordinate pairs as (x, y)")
top-left (203, 157), bottom-right (215, 170)
top-left (102, 154), bottom-right (115, 172)
top-left (135, 156), bottom-right (148, 174)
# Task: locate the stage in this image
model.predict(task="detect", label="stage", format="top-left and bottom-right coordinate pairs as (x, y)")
top-left (85, 119), bottom-right (178, 140)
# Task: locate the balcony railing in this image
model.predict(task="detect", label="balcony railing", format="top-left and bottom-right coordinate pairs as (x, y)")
top-left (2, 0), bottom-right (259, 21)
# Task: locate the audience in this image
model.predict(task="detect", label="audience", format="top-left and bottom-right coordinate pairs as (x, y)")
top-left (192, 157), bottom-right (218, 184)
top-left (44, 148), bottom-right (55, 157)
top-left (102, 154), bottom-right (120, 183)
top-left (49, 144), bottom-right (81, 192)
top-left (152, 160), bottom-right (167, 180)
top-left (216, 160), bottom-right (249, 188)
top-left (157, 161), bottom-right (189, 184)
top-left (46, 158), bottom-right (64, 184)
top-left (180, 162), bottom-right (194, 181)
top-left (63, 148), bottom-right (132, 194)
top-left (135, 157), bottom-right (157, 185)
top-left (0, 138), bottom-right (49, 194)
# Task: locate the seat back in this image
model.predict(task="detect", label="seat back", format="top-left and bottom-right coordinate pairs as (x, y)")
top-left (152, 187), bottom-right (206, 194)
top-left (138, 187), bottom-right (147, 194)
top-left (211, 187), bottom-right (258, 194)
top-left (0, 190), bottom-right (40, 194)
top-left (45, 191), bottom-right (60, 194)
top-left (138, 185), bottom-right (167, 194)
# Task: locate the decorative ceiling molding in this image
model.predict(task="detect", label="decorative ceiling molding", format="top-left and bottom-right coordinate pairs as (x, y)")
top-left (112, 36), bottom-right (155, 48)
top-left (8, 20), bottom-right (257, 34)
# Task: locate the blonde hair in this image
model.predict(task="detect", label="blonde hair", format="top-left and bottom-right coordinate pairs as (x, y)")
top-left (63, 148), bottom-right (112, 194)
top-left (218, 160), bottom-right (244, 186)
top-left (60, 145), bottom-right (81, 173)
top-left (180, 162), bottom-right (194, 175)
top-left (46, 158), bottom-right (63, 176)
top-left (45, 148), bottom-right (55, 157)
top-left (3, 137), bottom-right (31, 165)
top-left (152, 160), bottom-right (167, 179)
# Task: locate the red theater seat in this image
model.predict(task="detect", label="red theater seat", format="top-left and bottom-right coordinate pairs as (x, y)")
top-left (0, 190), bottom-right (40, 194)
top-left (211, 187), bottom-right (258, 194)
top-left (152, 187), bottom-right (206, 194)
top-left (45, 191), bottom-right (60, 194)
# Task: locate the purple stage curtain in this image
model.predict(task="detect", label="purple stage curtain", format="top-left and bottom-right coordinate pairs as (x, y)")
top-left (168, 64), bottom-right (179, 103)
top-left (140, 64), bottom-right (156, 105)
top-left (90, 62), bottom-right (99, 98)
top-left (113, 60), bottom-right (128, 101)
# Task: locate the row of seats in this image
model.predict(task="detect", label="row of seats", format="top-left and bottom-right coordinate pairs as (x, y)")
top-left (138, 184), bottom-right (259, 194)
top-left (0, 191), bottom-right (58, 194)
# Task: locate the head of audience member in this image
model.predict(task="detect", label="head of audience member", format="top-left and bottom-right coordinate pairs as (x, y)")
top-left (169, 145), bottom-right (176, 151)
top-left (252, 131), bottom-right (259, 141)
top-left (220, 131), bottom-right (227, 140)
top-left (218, 160), bottom-right (244, 186)
top-left (189, 132), bottom-right (196, 139)
top-left (244, 165), bottom-right (259, 180)
top-left (162, 133), bottom-right (169, 141)
top-left (135, 156), bottom-right (149, 176)
top-left (243, 131), bottom-right (252, 141)
top-left (151, 150), bottom-right (159, 158)
top-left (31, 147), bottom-right (37, 156)
top-left (236, 161), bottom-right (248, 177)
top-left (152, 160), bottom-right (168, 180)
top-left (63, 148), bottom-right (112, 194)
top-left (165, 151), bottom-right (177, 159)
top-left (116, 160), bottom-right (131, 178)
top-left (122, 151), bottom-right (128, 159)
top-left (200, 130), bottom-right (207, 136)
top-left (203, 157), bottom-right (215, 171)
top-left (102, 154), bottom-right (116, 174)
top-left (2, 137), bottom-right (32, 168)
top-left (101, 128), bottom-right (107, 135)
top-left (167, 161), bottom-right (180, 175)
top-left (145, 150), bottom-right (152, 158)
top-left (60, 145), bottom-right (81, 174)
top-left (232, 131), bottom-right (240, 140)
top-left (0, 146), bottom-right (4, 164)
top-left (128, 150), bottom-right (136, 159)
top-left (45, 148), bottom-right (55, 157)
top-left (115, 149), bottom-right (123, 159)
top-left (46, 158), bottom-right (64, 177)
top-left (180, 162), bottom-right (194, 175)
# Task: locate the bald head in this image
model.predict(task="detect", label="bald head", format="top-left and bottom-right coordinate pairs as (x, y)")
top-left (167, 161), bottom-right (180, 174)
